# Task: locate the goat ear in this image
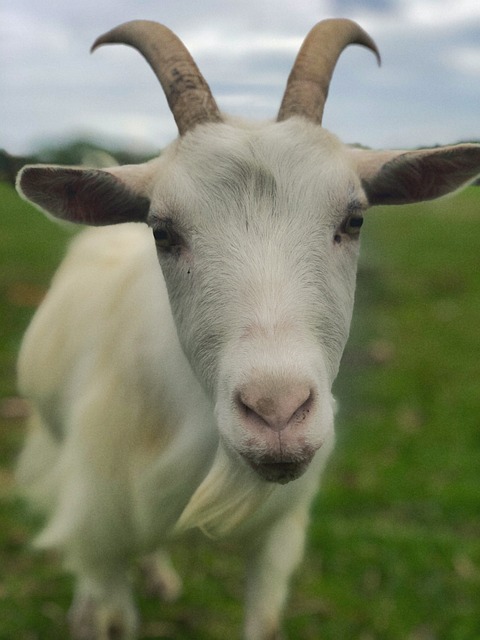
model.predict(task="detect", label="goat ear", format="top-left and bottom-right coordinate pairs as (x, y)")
top-left (16, 164), bottom-right (151, 225)
top-left (352, 144), bottom-right (480, 206)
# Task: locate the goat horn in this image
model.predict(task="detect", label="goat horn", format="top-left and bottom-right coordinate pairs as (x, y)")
top-left (277, 18), bottom-right (381, 125)
top-left (91, 20), bottom-right (222, 136)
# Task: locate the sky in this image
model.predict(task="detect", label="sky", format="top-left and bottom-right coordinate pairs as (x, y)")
top-left (2, 0), bottom-right (480, 157)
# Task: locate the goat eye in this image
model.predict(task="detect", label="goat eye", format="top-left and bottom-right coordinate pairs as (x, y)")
top-left (343, 215), bottom-right (364, 236)
top-left (334, 213), bottom-right (364, 244)
top-left (152, 224), bottom-right (184, 254)
top-left (153, 227), bottom-right (171, 248)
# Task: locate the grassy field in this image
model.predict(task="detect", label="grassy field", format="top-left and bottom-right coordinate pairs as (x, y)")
top-left (0, 181), bottom-right (479, 639)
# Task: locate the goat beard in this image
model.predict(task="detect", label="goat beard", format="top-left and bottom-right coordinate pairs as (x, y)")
top-left (174, 442), bottom-right (275, 539)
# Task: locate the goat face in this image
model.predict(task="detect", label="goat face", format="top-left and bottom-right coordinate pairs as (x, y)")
top-left (147, 119), bottom-right (363, 482)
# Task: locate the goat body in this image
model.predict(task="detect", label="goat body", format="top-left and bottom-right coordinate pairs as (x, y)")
top-left (15, 19), bottom-right (480, 640)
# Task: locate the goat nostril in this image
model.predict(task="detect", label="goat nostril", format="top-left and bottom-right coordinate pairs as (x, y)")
top-left (295, 391), bottom-right (314, 420)
top-left (236, 387), bottom-right (314, 431)
top-left (236, 393), bottom-right (270, 427)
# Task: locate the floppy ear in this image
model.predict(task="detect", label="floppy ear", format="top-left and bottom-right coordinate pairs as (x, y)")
top-left (350, 144), bottom-right (480, 206)
top-left (16, 163), bottom-right (153, 225)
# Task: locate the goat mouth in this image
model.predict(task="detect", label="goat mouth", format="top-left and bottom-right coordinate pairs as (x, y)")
top-left (245, 454), bottom-right (314, 484)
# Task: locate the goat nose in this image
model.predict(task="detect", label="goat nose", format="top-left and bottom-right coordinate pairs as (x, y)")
top-left (236, 383), bottom-right (314, 432)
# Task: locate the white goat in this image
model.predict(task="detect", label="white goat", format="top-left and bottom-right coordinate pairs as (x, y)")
top-left (15, 18), bottom-right (480, 640)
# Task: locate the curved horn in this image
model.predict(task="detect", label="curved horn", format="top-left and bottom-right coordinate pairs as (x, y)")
top-left (91, 20), bottom-right (222, 136)
top-left (277, 18), bottom-right (380, 125)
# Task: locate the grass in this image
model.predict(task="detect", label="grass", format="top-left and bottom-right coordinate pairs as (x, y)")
top-left (0, 181), bottom-right (479, 639)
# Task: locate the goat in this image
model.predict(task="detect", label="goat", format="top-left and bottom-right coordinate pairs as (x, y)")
top-left (15, 18), bottom-right (480, 640)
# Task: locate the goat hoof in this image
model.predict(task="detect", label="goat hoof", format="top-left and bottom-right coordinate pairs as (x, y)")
top-left (68, 595), bottom-right (96, 640)
top-left (106, 620), bottom-right (126, 640)
top-left (140, 554), bottom-right (182, 603)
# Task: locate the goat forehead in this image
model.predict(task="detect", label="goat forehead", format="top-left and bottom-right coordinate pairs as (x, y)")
top-left (155, 120), bottom-right (363, 223)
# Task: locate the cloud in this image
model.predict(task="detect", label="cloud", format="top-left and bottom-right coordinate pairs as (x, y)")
top-left (186, 29), bottom-right (302, 58)
top-left (1, 8), bottom-right (70, 53)
top-left (404, 0), bottom-right (480, 28)
top-left (447, 46), bottom-right (480, 77)
top-left (1, 0), bottom-right (479, 155)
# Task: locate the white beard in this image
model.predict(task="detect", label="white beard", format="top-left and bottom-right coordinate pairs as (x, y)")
top-left (174, 442), bottom-right (275, 539)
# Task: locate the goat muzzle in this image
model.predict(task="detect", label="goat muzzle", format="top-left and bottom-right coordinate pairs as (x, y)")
top-left (244, 452), bottom-right (316, 484)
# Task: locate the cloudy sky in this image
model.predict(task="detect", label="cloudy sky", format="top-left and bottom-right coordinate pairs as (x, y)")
top-left (2, 0), bottom-right (480, 156)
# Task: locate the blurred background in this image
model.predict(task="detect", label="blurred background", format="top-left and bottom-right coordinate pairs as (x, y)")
top-left (2, 0), bottom-right (480, 158)
top-left (1, 1), bottom-right (479, 639)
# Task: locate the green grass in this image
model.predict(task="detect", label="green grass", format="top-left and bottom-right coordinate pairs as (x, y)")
top-left (1, 182), bottom-right (479, 639)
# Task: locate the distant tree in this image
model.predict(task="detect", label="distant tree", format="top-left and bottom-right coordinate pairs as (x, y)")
top-left (35, 139), bottom-right (157, 167)
top-left (1, 140), bottom-right (159, 186)
top-left (0, 149), bottom-right (37, 185)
